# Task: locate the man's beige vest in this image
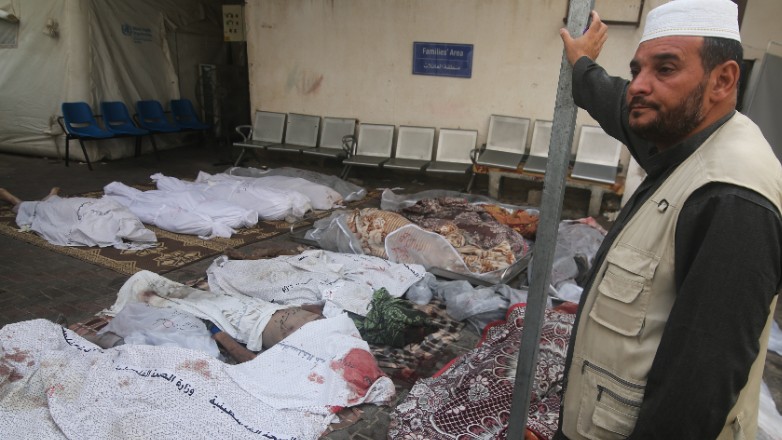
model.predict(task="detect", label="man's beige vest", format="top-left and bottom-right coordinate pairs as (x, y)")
top-left (561, 112), bottom-right (782, 440)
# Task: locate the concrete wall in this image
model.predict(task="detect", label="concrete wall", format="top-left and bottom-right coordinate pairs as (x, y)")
top-left (245, 0), bottom-right (782, 168)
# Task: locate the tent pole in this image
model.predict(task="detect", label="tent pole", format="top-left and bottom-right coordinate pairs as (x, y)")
top-left (505, 0), bottom-right (594, 438)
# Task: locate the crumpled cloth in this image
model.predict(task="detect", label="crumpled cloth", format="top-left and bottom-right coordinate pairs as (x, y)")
top-left (351, 288), bottom-right (434, 348)
top-left (104, 270), bottom-right (288, 352)
top-left (0, 318), bottom-right (394, 440)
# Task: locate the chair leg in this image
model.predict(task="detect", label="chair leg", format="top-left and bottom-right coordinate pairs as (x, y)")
top-left (77, 139), bottom-right (93, 171)
top-left (340, 164), bottom-right (352, 180)
top-left (148, 135), bottom-right (160, 161)
top-left (134, 136), bottom-right (142, 157)
top-left (233, 148), bottom-right (247, 167)
top-left (461, 170), bottom-right (475, 193)
top-left (65, 136), bottom-right (70, 167)
top-left (250, 149), bottom-right (263, 167)
top-left (465, 171), bottom-right (477, 193)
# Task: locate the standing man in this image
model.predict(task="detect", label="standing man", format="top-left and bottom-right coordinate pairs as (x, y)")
top-left (555, 1), bottom-right (782, 439)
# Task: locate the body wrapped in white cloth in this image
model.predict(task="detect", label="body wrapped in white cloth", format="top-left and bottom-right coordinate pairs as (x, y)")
top-left (15, 195), bottom-right (156, 249)
top-left (152, 173), bottom-right (312, 220)
top-left (104, 181), bottom-right (258, 238)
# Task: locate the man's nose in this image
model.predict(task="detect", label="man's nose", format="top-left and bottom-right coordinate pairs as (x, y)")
top-left (628, 72), bottom-right (652, 97)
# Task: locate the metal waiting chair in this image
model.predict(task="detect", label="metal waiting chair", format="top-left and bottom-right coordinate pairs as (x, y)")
top-left (341, 123), bottom-right (395, 179)
top-left (266, 113), bottom-right (321, 154)
top-left (383, 125), bottom-right (435, 171)
top-left (58, 102), bottom-right (114, 171)
top-left (233, 110), bottom-right (287, 166)
top-left (522, 120), bottom-right (553, 174)
top-left (570, 125), bottom-right (623, 184)
top-left (170, 98), bottom-right (210, 131)
top-left (426, 128), bottom-right (478, 175)
top-left (473, 115), bottom-right (531, 170)
top-left (301, 116), bottom-right (356, 160)
top-left (100, 101), bottom-right (155, 159)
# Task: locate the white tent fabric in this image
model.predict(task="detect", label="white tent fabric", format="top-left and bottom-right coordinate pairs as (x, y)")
top-left (0, 0), bottom-right (223, 161)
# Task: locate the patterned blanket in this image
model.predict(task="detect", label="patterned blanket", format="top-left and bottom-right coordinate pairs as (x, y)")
top-left (389, 302), bottom-right (577, 440)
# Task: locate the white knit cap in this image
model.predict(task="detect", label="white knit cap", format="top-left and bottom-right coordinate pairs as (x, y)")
top-left (640, 0), bottom-right (741, 43)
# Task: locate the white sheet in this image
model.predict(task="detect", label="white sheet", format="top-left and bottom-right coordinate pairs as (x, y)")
top-left (227, 166), bottom-right (367, 202)
top-left (0, 319), bottom-right (394, 440)
top-left (196, 171), bottom-right (343, 210)
top-left (15, 195), bottom-right (156, 249)
top-left (206, 249), bottom-right (427, 316)
top-left (104, 270), bottom-right (288, 352)
top-left (104, 181), bottom-right (258, 239)
top-left (228, 314), bottom-right (395, 410)
top-left (152, 173), bottom-right (312, 220)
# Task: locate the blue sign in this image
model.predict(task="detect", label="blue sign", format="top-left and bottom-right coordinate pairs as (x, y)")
top-left (412, 42), bottom-right (473, 78)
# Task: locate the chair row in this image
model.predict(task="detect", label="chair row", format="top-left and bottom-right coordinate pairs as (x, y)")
top-left (233, 111), bottom-right (622, 187)
top-left (471, 115), bottom-right (623, 186)
top-left (58, 99), bottom-right (210, 170)
top-left (234, 111), bottom-right (480, 181)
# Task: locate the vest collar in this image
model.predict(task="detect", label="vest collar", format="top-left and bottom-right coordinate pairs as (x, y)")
top-left (640, 110), bottom-right (736, 178)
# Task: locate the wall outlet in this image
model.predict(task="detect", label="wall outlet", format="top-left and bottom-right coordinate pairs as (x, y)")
top-left (222, 5), bottom-right (245, 42)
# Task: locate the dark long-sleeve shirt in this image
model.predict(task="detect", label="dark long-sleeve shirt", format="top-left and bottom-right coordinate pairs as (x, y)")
top-left (556, 57), bottom-right (782, 439)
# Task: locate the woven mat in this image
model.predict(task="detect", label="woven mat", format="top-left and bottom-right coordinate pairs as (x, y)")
top-left (0, 189), bottom-right (380, 276)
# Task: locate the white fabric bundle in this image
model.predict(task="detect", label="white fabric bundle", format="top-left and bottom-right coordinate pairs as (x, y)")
top-left (640, 0), bottom-right (741, 43)
top-left (99, 302), bottom-right (220, 357)
top-left (15, 195), bottom-right (156, 249)
top-left (197, 171), bottom-right (344, 210)
top-left (104, 270), bottom-right (288, 351)
top-left (228, 313), bottom-right (394, 410)
top-left (152, 173), bottom-right (311, 220)
top-left (104, 181), bottom-right (258, 238)
top-left (0, 319), bottom-right (394, 439)
top-left (227, 166), bottom-right (368, 202)
top-left (207, 249), bottom-right (427, 316)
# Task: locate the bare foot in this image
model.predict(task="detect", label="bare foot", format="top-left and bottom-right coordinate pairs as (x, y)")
top-left (0, 188), bottom-right (22, 207)
top-left (40, 187), bottom-right (61, 202)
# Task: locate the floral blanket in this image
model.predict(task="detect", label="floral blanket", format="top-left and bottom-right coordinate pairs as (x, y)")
top-left (389, 303), bottom-right (577, 440)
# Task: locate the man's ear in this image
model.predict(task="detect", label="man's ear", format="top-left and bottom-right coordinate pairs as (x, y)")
top-left (710, 60), bottom-right (741, 102)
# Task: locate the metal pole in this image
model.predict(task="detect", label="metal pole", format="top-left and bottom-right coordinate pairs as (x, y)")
top-left (505, 0), bottom-right (594, 438)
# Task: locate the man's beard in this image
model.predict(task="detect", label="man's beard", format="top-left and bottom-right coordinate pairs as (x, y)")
top-left (629, 79), bottom-right (707, 146)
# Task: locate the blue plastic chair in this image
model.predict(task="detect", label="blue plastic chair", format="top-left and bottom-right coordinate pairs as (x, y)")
top-left (135, 100), bottom-right (181, 133)
top-left (100, 101), bottom-right (157, 159)
top-left (170, 98), bottom-right (210, 131)
top-left (59, 102), bottom-right (114, 170)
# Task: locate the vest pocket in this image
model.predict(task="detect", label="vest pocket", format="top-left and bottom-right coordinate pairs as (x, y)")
top-left (577, 360), bottom-right (645, 440)
top-left (589, 244), bottom-right (659, 336)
